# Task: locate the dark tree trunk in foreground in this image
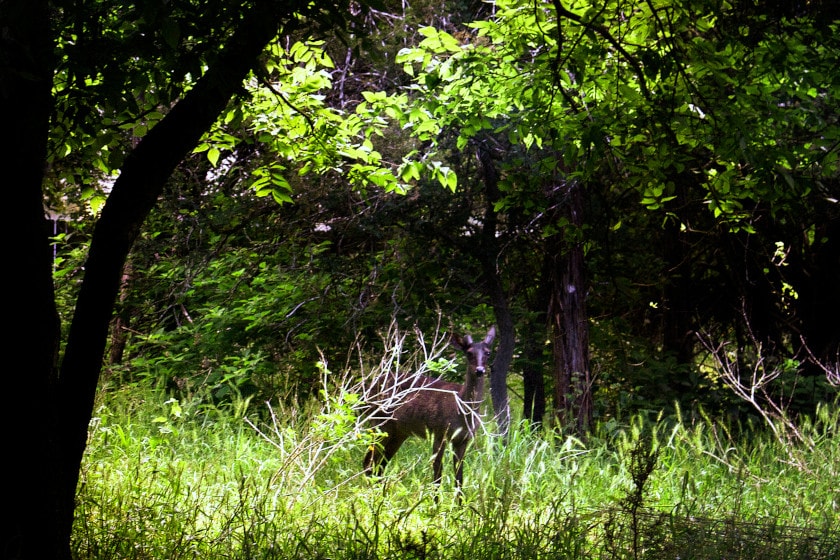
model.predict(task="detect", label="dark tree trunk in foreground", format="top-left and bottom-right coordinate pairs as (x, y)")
top-left (50, 5), bottom-right (304, 557)
top-left (3, 1), bottom-right (61, 558)
top-left (548, 180), bottom-right (592, 435)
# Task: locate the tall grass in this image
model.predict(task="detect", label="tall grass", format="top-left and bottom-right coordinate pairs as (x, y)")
top-left (74, 375), bottom-right (840, 559)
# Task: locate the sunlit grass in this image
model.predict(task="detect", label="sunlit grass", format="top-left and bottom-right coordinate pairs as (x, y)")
top-left (74, 382), bottom-right (840, 559)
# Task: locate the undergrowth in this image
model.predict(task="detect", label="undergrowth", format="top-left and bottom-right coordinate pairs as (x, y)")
top-left (73, 380), bottom-right (840, 560)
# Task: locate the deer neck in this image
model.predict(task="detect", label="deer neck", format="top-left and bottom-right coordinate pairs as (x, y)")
top-left (460, 371), bottom-right (485, 409)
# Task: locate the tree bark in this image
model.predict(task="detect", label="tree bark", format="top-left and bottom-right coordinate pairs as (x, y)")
top-left (522, 260), bottom-right (549, 427)
top-left (486, 269), bottom-right (515, 436)
top-left (53, 5), bottom-right (289, 556)
top-left (548, 180), bottom-right (592, 435)
top-left (522, 322), bottom-right (548, 427)
top-left (108, 261), bottom-right (134, 366)
top-left (2, 1), bottom-right (62, 558)
top-left (476, 141), bottom-right (512, 436)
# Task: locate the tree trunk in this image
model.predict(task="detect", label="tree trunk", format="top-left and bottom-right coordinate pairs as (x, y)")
top-left (53, 6), bottom-right (287, 556)
top-left (3, 1), bottom-right (62, 558)
top-left (109, 261), bottom-right (134, 366)
top-left (476, 140), bottom-right (512, 436)
top-left (522, 257), bottom-right (550, 428)
top-left (548, 180), bottom-right (592, 435)
top-left (797, 218), bottom-right (840, 368)
top-left (661, 220), bottom-right (694, 365)
top-left (522, 322), bottom-right (548, 427)
top-left (486, 270), bottom-right (514, 435)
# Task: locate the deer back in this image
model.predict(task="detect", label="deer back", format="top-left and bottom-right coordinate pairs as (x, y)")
top-left (386, 375), bottom-right (482, 441)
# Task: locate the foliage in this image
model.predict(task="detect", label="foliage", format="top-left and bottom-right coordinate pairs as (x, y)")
top-left (116, 230), bottom-right (347, 402)
top-left (48, 0), bottom-right (840, 431)
top-left (348, 0), bottom-right (840, 410)
top-left (28, 1), bottom-right (840, 556)
top-left (382, 0), bottom-right (839, 272)
top-left (75, 382), bottom-right (840, 559)
top-left (48, 0), bottom-right (261, 209)
top-left (192, 36), bottom-right (462, 206)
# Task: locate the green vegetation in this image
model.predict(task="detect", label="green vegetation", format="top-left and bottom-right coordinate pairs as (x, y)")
top-left (9, 0), bottom-right (840, 556)
top-left (75, 376), bottom-right (839, 559)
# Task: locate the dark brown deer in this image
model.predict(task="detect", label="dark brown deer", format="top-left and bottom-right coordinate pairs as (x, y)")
top-left (363, 326), bottom-right (496, 492)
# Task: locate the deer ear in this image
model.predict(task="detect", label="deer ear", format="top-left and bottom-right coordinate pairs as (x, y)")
top-left (484, 325), bottom-right (496, 345)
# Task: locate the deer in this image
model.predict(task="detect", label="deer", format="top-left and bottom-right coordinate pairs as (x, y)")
top-left (363, 326), bottom-right (496, 494)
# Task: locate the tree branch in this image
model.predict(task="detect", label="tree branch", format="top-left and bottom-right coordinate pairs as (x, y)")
top-left (551, 0), bottom-right (651, 100)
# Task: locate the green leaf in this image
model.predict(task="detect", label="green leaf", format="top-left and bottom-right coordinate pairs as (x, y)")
top-left (160, 18), bottom-right (180, 48)
top-left (361, 91), bottom-right (387, 103)
top-left (207, 148), bottom-right (221, 167)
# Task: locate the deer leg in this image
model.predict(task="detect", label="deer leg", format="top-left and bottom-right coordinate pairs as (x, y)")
top-left (432, 434), bottom-right (447, 486)
top-left (452, 440), bottom-right (467, 492)
top-left (365, 431), bottom-right (407, 477)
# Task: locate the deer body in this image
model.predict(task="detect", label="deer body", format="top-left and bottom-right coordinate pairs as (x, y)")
top-left (364, 326), bottom-right (496, 491)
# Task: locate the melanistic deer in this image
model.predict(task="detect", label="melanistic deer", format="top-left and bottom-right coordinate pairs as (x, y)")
top-left (363, 326), bottom-right (496, 492)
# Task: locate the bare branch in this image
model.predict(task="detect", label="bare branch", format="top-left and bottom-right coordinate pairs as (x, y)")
top-left (799, 335), bottom-right (840, 388)
top-left (696, 332), bottom-right (812, 459)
